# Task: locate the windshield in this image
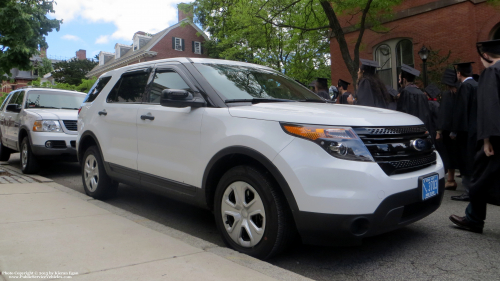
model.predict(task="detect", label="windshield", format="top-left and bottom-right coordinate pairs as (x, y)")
top-left (25, 90), bottom-right (86, 110)
top-left (194, 63), bottom-right (322, 102)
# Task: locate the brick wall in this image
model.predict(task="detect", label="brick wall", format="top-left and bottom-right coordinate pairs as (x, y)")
top-left (330, 0), bottom-right (500, 91)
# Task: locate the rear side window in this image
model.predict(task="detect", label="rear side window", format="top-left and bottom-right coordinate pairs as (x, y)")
top-left (106, 72), bottom-right (150, 103)
top-left (84, 76), bottom-right (111, 103)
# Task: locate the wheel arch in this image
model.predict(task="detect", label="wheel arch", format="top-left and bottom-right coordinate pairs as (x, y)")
top-left (202, 146), bottom-right (299, 219)
top-left (78, 131), bottom-right (104, 165)
top-left (18, 126), bottom-right (32, 151)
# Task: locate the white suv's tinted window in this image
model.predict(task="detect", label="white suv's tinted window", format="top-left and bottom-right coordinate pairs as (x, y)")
top-left (84, 76), bottom-right (111, 103)
top-left (148, 71), bottom-right (190, 103)
top-left (107, 72), bottom-right (149, 103)
top-left (7, 91), bottom-right (24, 112)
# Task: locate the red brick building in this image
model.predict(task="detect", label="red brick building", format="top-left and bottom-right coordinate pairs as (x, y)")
top-left (87, 6), bottom-right (208, 78)
top-left (330, 0), bottom-right (500, 90)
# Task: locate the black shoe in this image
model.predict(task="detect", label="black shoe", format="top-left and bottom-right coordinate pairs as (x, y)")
top-left (449, 215), bottom-right (483, 233)
top-left (451, 193), bottom-right (470, 201)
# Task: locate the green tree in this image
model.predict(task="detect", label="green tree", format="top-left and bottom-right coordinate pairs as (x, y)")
top-left (34, 57), bottom-right (54, 77)
top-left (0, 0), bottom-right (61, 80)
top-left (52, 59), bottom-right (98, 85)
top-left (29, 76), bottom-right (97, 93)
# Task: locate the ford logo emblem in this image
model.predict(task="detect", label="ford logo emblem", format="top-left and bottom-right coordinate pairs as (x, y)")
top-left (411, 139), bottom-right (428, 151)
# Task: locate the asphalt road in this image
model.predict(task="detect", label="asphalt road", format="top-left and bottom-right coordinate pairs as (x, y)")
top-left (9, 154), bottom-right (500, 281)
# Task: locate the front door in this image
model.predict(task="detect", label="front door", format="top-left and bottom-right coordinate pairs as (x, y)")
top-left (136, 64), bottom-right (204, 192)
top-left (4, 91), bottom-right (25, 149)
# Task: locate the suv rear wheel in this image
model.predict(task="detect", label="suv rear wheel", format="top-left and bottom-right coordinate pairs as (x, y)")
top-left (214, 165), bottom-right (295, 260)
top-left (0, 138), bottom-right (12, 161)
top-left (20, 137), bottom-right (40, 174)
top-left (82, 146), bottom-right (118, 199)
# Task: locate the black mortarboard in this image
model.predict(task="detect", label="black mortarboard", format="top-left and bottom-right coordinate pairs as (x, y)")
top-left (477, 39), bottom-right (500, 55)
top-left (337, 79), bottom-right (351, 90)
top-left (424, 84), bottom-right (440, 99)
top-left (360, 59), bottom-right (379, 74)
top-left (401, 64), bottom-right (420, 77)
top-left (453, 62), bottom-right (474, 76)
top-left (386, 85), bottom-right (398, 97)
top-left (441, 68), bottom-right (458, 87)
top-left (315, 77), bottom-right (329, 89)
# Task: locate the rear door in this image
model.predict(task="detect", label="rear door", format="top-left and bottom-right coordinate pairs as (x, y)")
top-left (136, 64), bottom-right (205, 192)
top-left (0, 91), bottom-right (16, 147)
top-left (94, 68), bottom-right (151, 174)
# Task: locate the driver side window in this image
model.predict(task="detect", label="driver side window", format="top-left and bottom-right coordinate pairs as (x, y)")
top-left (6, 91), bottom-right (24, 112)
top-left (147, 70), bottom-right (191, 104)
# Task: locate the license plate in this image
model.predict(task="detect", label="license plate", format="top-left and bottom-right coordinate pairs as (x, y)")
top-left (421, 174), bottom-right (439, 200)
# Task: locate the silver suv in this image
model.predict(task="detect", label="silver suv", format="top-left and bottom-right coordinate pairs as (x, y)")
top-left (0, 88), bottom-right (86, 173)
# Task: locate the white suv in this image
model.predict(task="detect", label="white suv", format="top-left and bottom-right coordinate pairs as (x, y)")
top-left (0, 88), bottom-right (85, 173)
top-left (77, 58), bottom-right (445, 259)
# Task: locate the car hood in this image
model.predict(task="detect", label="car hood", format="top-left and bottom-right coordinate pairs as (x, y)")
top-left (26, 109), bottom-right (78, 120)
top-left (228, 102), bottom-right (423, 126)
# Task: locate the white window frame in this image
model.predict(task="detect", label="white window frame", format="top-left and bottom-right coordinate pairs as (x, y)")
top-left (194, 41), bottom-right (202, 54)
top-left (174, 37), bottom-right (183, 51)
top-left (373, 38), bottom-right (414, 89)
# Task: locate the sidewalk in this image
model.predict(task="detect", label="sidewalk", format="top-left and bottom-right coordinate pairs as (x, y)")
top-left (0, 165), bottom-right (310, 281)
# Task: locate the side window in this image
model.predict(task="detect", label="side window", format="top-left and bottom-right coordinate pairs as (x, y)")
top-left (106, 72), bottom-right (150, 103)
top-left (6, 91), bottom-right (24, 112)
top-left (147, 70), bottom-right (191, 103)
top-left (84, 76), bottom-right (112, 103)
top-left (0, 92), bottom-right (14, 111)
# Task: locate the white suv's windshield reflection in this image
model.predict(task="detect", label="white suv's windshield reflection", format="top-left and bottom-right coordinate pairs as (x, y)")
top-left (25, 91), bottom-right (85, 110)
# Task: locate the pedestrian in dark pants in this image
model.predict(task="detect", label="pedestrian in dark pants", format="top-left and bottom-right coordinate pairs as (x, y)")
top-left (450, 39), bottom-right (500, 233)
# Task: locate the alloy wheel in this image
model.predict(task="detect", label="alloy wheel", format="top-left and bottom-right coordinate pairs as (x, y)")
top-left (84, 154), bottom-right (99, 192)
top-left (221, 181), bottom-right (266, 248)
top-left (21, 143), bottom-right (28, 169)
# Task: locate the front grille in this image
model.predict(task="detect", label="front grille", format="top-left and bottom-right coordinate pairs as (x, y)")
top-left (354, 126), bottom-right (436, 175)
top-left (63, 120), bottom-right (77, 131)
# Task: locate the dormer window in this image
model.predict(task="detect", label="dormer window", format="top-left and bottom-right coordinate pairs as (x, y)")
top-left (193, 41), bottom-right (202, 54)
top-left (172, 37), bottom-right (184, 51)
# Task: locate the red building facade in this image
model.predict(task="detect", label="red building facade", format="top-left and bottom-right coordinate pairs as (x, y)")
top-left (330, 0), bottom-right (500, 91)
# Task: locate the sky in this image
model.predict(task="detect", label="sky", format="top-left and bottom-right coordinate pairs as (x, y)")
top-left (45, 0), bottom-right (190, 61)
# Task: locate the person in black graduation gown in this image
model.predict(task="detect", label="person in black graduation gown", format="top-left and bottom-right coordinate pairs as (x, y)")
top-left (350, 59), bottom-right (391, 108)
top-left (396, 64), bottom-right (433, 133)
top-left (336, 79), bottom-right (351, 104)
top-left (315, 78), bottom-right (331, 100)
top-left (450, 39), bottom-right (500, 233)
top-left (436, 69), bottom-right (460, 189)
top-left (449, 62), bottom-right (478, 202)
top-left (386, 85), bottom-right (398, 110)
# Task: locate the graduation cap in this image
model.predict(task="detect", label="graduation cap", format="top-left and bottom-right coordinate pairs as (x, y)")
top-left (401, 64), bottom-right (420, 78)
top-left (337, 79), bottom-right (351, 90)
top-left (360, 59), bottom-right (380, 75)
top-left (424, 84), bottom-right (440, 99)
top-left (477, 39), bottom-right (500, 55)
top-left (386, 85), bottom-right (398, 97)
top-left (453, 62), bottom-right (474, 76)
top-left (441, 68), bottom-right (458, 87)
top-left (315, 77), bottom-right (329, 89)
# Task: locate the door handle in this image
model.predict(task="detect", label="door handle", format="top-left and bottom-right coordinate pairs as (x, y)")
top-left (98, 110), bottom-right (107, 116)
top-left (140, 115), bottom-right (155, 121)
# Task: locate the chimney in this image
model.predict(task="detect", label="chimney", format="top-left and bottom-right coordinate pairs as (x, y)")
top-left (76, 49), bottom-right (86, 60)
top-left (134, 31), bottom-right (146, 37)
top-left (177, 3), bottom-right (193, 22)
top-left (40, 48), bottom-right (47, 58)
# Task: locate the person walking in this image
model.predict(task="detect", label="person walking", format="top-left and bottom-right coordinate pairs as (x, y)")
top-left (336, 79), bottom-right (351, 104)
top-left (349, 59), bottom-right (391, 108)
top-left (450, 62), bottom-right (478, 202)
top-left (449, 39), bottom-right (500, 233)
top-left (436, 69), bottom-right (461, 190)
top-left (315, 78), bottom-right (331, 100)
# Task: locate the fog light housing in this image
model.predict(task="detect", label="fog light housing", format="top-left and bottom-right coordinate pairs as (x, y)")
top-left (45, 141), bottom-right (53, 148)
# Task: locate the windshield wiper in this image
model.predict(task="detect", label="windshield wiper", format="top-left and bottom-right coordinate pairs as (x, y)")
top-left (299, 99), bottom-right (328, 103)
top-left (225, 98), bottom-right (296, 104)
top-left (60, 107), bottom-right (79, 110)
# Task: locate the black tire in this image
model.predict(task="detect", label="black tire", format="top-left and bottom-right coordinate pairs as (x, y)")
top-left (20, 137), bottom-right (40, 174)
top-left (214, 165), bottom-right (296, 260)
top-left (81, 145), bottom-right (118, 200)
top-left (0, 137), bottom-right (12, 161)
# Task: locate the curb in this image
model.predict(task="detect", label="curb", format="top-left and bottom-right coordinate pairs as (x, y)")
top-left (1, 164), bottom-right (311, 281)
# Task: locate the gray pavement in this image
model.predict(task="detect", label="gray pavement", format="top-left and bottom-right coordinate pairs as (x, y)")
top-left (4, 154), bottom-right (500, 280)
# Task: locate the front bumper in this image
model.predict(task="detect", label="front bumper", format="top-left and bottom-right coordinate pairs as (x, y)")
top-left (295, 178), bottom-right (445, 246)
top-left (31, 145), bottom-right (77, 156)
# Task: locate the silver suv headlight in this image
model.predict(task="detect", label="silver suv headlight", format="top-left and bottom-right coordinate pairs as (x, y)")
top-left (33, 120), bottom-right (62, 132)
top-left (281, 123), bottom-right (374, 162)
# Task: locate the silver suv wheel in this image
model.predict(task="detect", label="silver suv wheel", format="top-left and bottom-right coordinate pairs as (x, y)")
top-left (21, 143), bottom-right (28, 169)
top-left (221, 181), bottom-right (266, 248)
top-left (84, 154), bottom-right (99, 192)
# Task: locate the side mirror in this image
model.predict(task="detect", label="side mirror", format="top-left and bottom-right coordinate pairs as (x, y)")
top-left (160, 89), bottom-right (206, 108)
top-left (6, 104), bottom-right (21, 113)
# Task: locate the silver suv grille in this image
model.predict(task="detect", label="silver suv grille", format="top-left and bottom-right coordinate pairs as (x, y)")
top-left (63, 120), bottom-right (77, 131)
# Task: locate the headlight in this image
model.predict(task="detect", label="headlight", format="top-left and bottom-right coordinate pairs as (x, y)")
top-left (281, 123), bottom-right (374, 162)
top-left (33, 120), bottom-right (62, 132)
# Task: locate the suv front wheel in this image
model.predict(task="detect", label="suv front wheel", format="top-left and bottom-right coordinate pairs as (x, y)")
top-left (214, 165), bottom-right (295, 260)
top-left (20, 137), bottom-right (40, 174)
top-left (82, 146), bottom-right (118, 199)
